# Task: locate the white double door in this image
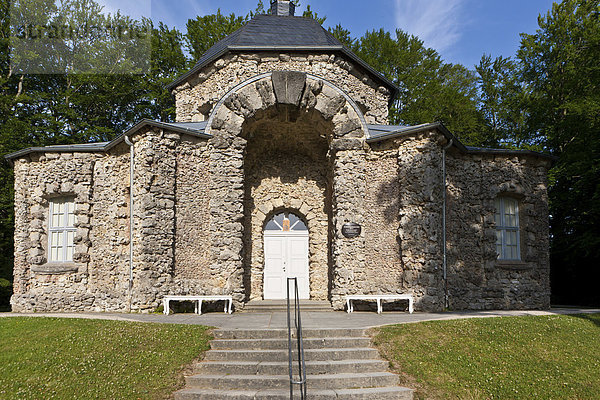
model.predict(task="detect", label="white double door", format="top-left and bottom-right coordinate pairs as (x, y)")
top-left (263, 231), bottom-right (310, 300)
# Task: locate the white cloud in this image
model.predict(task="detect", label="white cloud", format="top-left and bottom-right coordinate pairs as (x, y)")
top-left (149, 0), bottom-right (204, 30)
top-left (394, 0), bottom-right (466, 53)
top-left (96, 0), bottom-right (151, 19)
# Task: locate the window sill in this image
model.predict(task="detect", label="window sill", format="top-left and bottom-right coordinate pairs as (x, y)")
top-left (31, 263), bottom-right (79, 275)
top-left (495, 260), bottom-right (532, 271)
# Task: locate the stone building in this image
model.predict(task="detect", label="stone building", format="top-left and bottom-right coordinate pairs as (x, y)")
top-left (6, 1), bottom-right (554, 313)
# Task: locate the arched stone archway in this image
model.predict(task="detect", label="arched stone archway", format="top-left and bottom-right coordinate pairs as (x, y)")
top-left (206, 71), bottom-right (369, 309)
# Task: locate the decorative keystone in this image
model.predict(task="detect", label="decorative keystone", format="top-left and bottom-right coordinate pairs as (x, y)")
top-left (271, 71), bottom-right (306, 106)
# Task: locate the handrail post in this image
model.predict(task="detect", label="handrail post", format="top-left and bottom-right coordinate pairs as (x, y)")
top-left (287, 277), bottom-right (306, 399)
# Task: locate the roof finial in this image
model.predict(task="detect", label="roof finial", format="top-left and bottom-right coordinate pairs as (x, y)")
top-left (270, 0), bottom-right (296, 16)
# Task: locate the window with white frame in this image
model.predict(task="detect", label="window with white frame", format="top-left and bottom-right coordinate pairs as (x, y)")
top-left (48, 197), bottom-right (76, 262)
top-left (495, 196), bottom-right (520, 260)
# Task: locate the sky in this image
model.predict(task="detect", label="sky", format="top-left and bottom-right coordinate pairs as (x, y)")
top-left (96, 0), bottom-right (557, 69)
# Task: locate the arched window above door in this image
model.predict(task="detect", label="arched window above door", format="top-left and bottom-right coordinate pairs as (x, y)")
top-left (264, 212), bottom-right (308, 231)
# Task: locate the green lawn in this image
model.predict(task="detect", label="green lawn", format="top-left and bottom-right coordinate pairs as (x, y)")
top-left (373, 313), bottom-right (600, 400)
top-left (0, 318), bottom-right (211, 400)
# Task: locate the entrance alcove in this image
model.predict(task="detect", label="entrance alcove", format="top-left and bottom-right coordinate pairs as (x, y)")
top-left (241, 105), bottom-right (333, 302)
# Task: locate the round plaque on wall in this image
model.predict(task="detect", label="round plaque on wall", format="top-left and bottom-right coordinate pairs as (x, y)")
top-left (342, 222), bottom-right (361, 238)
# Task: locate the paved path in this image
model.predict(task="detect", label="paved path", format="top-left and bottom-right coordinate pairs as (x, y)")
top-left (1, 308), bottom-right (598, 329)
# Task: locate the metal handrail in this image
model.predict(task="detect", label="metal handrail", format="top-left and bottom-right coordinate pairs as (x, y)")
top-left (287, 277), bottom-right (307, 399)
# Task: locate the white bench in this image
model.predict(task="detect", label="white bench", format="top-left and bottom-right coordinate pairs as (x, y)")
top-left (346, 294), bottom-right (414, 314)
top-left (163, 295), bottom-right (233, 315)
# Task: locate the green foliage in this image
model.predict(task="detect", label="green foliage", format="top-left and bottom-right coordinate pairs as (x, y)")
top-left (517, 0), bottom-right (600, 305)
top-left (328, 24), bottom-right (355, 48)
top-left (354, 29), bottom-right (484, 144)
top-left (375, 314), bottom-right (600, 399)
top-left (0, 318), bottom-right (212, 399)
top-left (0, 278), bottom-right (11, 310)
top-left (475, 54), bottom-right (534, 148)
top-left (301, 5), bottom-right (326, 24)
top-left (185, 10), bottom-right (246, 61)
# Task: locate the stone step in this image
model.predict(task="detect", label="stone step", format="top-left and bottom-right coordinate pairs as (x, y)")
top-left (210, 337), bottom-right (371, 350)
top-left (205, 348), bottom-right (379, 362)
top-left (242, 300), bottom-right (333, 313)
top-left (194, 359), bottom-right (389, 375)
top-left (175, 386), bottom-right (414, 399)
top-left (184, 372), bottom-right (399, 390)
top-left (214, 328), bottom-right (367, 340)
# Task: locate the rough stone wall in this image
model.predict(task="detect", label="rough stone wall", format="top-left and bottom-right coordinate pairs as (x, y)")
top-left (173, 52), bottom-right (390, 125)
top-left (394, 131), bottom-right (446, 311)
top-left (446, 151), bottom-right (551, 310)
top-left (174, 137), bottom-right (212, 283)
top-left (362, 147), bottom-right (404, 293)
top-left (88, 143), bottom-right (131, 311)
top-left (11, 153), bottom-right (99, 312)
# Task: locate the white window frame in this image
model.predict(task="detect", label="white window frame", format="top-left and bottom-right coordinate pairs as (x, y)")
top-left (495, 197), bottom-right (521, 261)
top-left (48, 197), bottom-right (76, 263)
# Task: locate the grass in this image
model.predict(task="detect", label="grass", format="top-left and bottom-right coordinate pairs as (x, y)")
top-left (374, 313), bottom-right (600, 400)
top-left (0, 317), bottom-right (212, 400)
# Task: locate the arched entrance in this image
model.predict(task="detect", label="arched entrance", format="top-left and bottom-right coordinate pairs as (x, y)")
top-left (263, 211), bottom-right (309, 299)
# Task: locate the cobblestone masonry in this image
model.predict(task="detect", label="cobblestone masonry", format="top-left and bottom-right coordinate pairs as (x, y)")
top-left (10, 51), bottom-right (552, 312)
top-left (173, 52), bottom-right (391, 125)
top-left (446, 150), bottom-right (551, 310)
top-left (12, 152), bottom-right (99, 311)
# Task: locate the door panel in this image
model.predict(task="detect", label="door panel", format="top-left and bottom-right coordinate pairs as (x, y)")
top-left (264, 233), bottom-right (309, 300)
top-left (264, 236), bottom-right (286, 299)
top-left (287, 236), bottom-right (309, 299)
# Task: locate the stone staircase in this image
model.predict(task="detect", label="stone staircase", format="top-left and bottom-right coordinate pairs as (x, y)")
top-left (175, 328), bottom-right (414, 399)
top-left (242, 300), bottom-right (333, 313)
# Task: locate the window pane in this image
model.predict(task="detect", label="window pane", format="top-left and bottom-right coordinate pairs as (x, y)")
top-left (503, 198), bottom-right (518, 228)
top-left (67, 231), bottom-right (75, 247)
top-left (66, 202), bottom-right (75, 227)
top-left (66, 245), bottom-right (74, 261)
top-left (509, 245), bottom-right (519, 260)
top-left (506, 230), bottom-right (517, 246)
top-left (291, 219), bottom-right (307, 231)
top-left (51, 246), bottom-right (59, 261)
top-left (51, 209), bottom-right (61, 227)
top-left (265, 220), bottom-right (281, 230)
top-left (288, 214), bottom-right (307, 231)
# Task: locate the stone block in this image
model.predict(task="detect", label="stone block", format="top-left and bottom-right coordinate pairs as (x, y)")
top-left (271, 71), bottom-right (306, 106)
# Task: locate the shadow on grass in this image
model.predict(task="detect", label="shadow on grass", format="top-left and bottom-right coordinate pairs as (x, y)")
top-left (570, 313), bottom-right (600, 328)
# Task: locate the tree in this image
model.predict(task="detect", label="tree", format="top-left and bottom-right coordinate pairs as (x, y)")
top-left (354, 28), bottom-right (484, 144)
top-left (301, 5), bottom-right (326, 25)
top-left (328, 24), bottom-right (355, 48)
top-left (185, 10), bottom-right (246, 61)
top-left (518, 0), bottom-right (600, 305)
top-left (475, 54), bottom-right (534, 149)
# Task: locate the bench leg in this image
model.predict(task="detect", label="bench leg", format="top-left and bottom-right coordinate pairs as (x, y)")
top-left (377, 299), bottom-right (382, 314)
top-left (228, 299), bottom-right (233, 314)
top-left (408, 298), bottom-right (414, 314)
top-left (164, 299), bottom-right (169, 315)
top-left (197, 300), bottom-right (203, 315)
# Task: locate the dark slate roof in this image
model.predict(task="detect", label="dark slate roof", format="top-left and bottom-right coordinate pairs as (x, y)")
top-left (367, 122), bottom-right (556, 160)
top-left (6, 120), bottom-right (555, 162)
top-left (165, 14), bottom-right (399, 100)
top-left (4, 120), bottom-right (209, 161)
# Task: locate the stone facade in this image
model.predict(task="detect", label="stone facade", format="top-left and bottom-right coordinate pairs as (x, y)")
top-left (9, 30), bottom-right (552, 313)
top-left (173, 52), bottom-right (391, 125)
top-left (446, 151), bottom-right (552, 309)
